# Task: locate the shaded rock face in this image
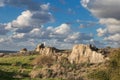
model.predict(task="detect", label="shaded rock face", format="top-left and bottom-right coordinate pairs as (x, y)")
top-left (35, 44), bottom-right (58, 55)
top-left (69, 44), bottom-right (105, 64)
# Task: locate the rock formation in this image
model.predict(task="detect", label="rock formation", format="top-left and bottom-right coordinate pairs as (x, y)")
top-left (69, 44), bottom-right (105, 64)
top-left (35, 43), bottom-right (45, 52)
top-left (35, 43), bottom-right (107, 64)
top-left (19, 48), bottom-right (27, 54)
top-left (35, 43), bottom-right (59, 55)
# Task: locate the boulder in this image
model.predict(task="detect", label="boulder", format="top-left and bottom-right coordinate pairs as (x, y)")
top-left (69, 44), bottom-right (105, 64)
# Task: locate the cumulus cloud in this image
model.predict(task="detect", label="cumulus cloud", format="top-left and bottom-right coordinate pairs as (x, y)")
top-left (12, 33), bottom-right (25, 39)
top-left (7, 10), bottom-right (53, 29)
top-left (104, 34), bottom-right (120, 42)
top-left (27, 23), bottom-right (71, 39)
top-left (2, 0), bottom-right (54, 34)
top-left (81, 0), bottom-right (120, 47)
top-left (54, 23), bottom-right (70, 34)
top-left (0, 0), bottom-right (55, 50)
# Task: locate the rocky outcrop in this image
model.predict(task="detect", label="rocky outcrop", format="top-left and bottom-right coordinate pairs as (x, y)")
top-left (19, 48), bottom-right (27, 54)
top-left (35, 43), bottom-right (106, 64)
top-left (35, 43), bottom-right (59, 55)
top-left (69, 44), bottom-right (106, 64)
top-left (35, 44), bottom-right (45, 52)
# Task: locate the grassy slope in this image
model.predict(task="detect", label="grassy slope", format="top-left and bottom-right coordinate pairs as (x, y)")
top-left (0, 55), bottom-right (36, 80)
top-left (0, 55), bottom-right (62, 80)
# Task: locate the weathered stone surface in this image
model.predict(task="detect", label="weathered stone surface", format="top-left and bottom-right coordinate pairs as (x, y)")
top-left (69, 44), bottom-right (105, 64)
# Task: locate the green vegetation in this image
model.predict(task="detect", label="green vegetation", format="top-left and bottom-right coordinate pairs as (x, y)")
top-left (0, 55), bottom-right (37, 80)
top-left (0, 55), bottom-right (64, 80)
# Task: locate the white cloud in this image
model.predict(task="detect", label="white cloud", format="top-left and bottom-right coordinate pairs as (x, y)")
top-left (104, 34), bottom-right (120, 42)
top-left (99, 18), bottom-right (120, 25)
top-left (54, 23), bottom-right (70, 34)
top-left (6, 9), bottom-right (53, 29)
top-left (97, 28), bottom-right (107, 37)
top-left (104, 34), bottom-right (120, 47)
top-left (0, 38), bottom-right (4, 43)
top-left (12, 33), bottom-right (25, 39)
top-left (27, 23), bottom-right (71, 39)
top-left (11, 10), bottom-right (32, 28)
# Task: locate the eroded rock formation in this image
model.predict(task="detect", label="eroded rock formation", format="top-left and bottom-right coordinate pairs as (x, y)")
top-left (69, 44), bottom-right (106, 64)
top-left (35, 43), bottom-right (107, 64)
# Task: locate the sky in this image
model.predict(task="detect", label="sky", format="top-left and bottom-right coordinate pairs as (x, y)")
top-left (0, 0), bottom-right (120, 50)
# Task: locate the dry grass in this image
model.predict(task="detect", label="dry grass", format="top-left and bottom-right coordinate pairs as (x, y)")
top-left (32, 55), bottom-right (55, 67)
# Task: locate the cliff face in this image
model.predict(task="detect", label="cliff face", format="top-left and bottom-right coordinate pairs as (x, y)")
top-left (69, 44), bottom-right (105, 64)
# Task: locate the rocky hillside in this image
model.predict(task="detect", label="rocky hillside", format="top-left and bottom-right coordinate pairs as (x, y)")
top-left (0, 43), bottom-right (119, 80)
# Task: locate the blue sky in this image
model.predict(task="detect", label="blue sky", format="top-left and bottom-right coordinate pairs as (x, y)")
top-left (0, 0), bottom-right (120, 50)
